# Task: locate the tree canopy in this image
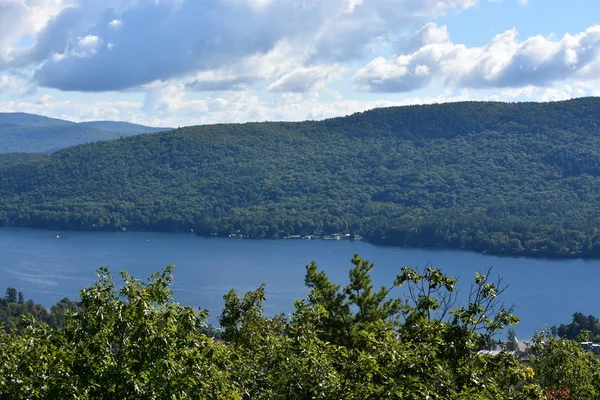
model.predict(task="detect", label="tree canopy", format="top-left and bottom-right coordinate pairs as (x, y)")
top-left (1, 256), bottom-right (598, 398)
top-left (0, 288), bottom-right (81, 333)
top-left (554, 312), bottom-right (600, 342)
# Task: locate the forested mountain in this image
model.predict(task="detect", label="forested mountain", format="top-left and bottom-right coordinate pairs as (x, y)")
top-left (78, 120), bottom-right (171, 133)
top-left (0, 152), bottom-right (46, 168)
top-left (2, 98), bottom-right (600, 257)
top-left (0, 113), bottom-right (171, 152)
top-left (0, 112), bottom-right (74, 127)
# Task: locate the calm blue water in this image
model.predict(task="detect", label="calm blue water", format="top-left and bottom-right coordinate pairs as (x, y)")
top-left (0, 228), bottom-right (598, 339)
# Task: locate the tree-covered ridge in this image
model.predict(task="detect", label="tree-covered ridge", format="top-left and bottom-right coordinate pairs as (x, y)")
top-left (0, 257), bottom-right (598, 399)
top-left (0, 152), bottom-right (47, 168)
top-left (0, 112), bottom-right (75, 127)
top-left (3, 98), bottom-right (600, 257)
top-left (0, 112), bottom-right (172, 153)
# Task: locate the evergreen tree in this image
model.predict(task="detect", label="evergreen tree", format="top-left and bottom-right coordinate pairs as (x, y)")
top-left (4, 288), bottom-right (16, 303)
top-left (507, 328), bottom-right (519, 352)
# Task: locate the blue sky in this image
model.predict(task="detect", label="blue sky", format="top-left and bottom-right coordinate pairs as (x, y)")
top-left (0, 0), bottom-right (599, 127)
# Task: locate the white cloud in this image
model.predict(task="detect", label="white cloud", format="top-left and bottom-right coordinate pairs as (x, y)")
top-left (345, 0), bottom-right (365, 13)
top-left (78, 34), bottom-right (100, 48)
top-left (0, 0), bottom-right (482, 92)
top-left (0, 0), bottom-right (596, 127)
top-left (0, 73), bottom-right (37, 96)
top-left (267, 65), bottom-right (344, 93)
top-left (539, 85), bottom-right (574, 102)
top-left (0, 75), bottom-right (18, 92)
top-left (354, 23), bottom-right (600, 92)
top-left (0, 85), bottom-right (474, 127)
top-left (572, 79), bottom-right (600, 96)
top-left (2, 78), bottom-right (598, 128)
top-left (72, 34), bottom-right (103, 57)
top-left (499, 85), bottom-right (537, 98)
top-left (0, 0), bottom-right (72, 66)
top-left (184, 40), bottom-right (304, 91)
top-left (0, 96), bottom-right (140, 123)
top-left (402, 22), bottom-right (450, 52)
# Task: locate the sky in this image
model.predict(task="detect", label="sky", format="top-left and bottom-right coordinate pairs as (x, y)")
top-left (0, 0), bottom-right (599, 127)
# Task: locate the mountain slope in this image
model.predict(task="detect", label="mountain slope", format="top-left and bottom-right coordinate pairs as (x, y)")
top-left (0, 125), bottom-right (132, 153)
top-left (79, 121), bottom-right (172, 133)
top-left (0, 152), bottom-right (47, 168)
top-left (0, 113), bottom-right (171, 152)
top-left (0, 112), bottom-right (74, 127)
top-left (1, 98), bottom-right (600, 257)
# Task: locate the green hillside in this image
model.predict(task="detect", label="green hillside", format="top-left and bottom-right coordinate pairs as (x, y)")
top-left (0, 113), bottom-right (171, 152)
top-left (0, 153), bottom-right (47, 168)
top-left (2, 98), bottom-right (600, 257)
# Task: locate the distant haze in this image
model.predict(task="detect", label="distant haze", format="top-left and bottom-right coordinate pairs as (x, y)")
top-left (0, 113), bottom-right (172, 153)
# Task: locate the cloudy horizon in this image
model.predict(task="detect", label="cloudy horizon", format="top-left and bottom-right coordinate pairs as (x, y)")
top-left (0, 0), bottom-right (599, 127)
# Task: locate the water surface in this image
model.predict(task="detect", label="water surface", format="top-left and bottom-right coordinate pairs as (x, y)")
top-left (1, 228), bottom-right (597, 339)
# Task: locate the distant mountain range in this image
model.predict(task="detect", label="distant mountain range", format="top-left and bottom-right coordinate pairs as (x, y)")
top-left (0, 113), bottom-right (172, 153)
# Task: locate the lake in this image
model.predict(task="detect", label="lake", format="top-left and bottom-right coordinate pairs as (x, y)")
top-left (1, 227), bottom-right (598, 339)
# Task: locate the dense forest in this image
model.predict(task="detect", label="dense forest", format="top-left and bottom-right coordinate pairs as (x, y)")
top-left (2, 98), bottom-right (600, 257)
top-left (1, 257), bottom-right (599, 398)
top-left (0, 112), bottom-right (170, 153)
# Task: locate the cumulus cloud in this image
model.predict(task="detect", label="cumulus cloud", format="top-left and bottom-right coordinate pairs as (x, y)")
top-left (184, 41), bottom-right (305, 92)
top-left (0, 85), bottom-right (475, 127)
top-left (0, 0), bottom-right (72, 66)
top-left (0, 75), bottom-right (19, 92)
top-left (0, 0), bottom-right (481, 92)
top-left (401, 22), bottom-right (450, 52)
top-left (2, 79), bottom-right (598, 128)
top-left (355, 23), bottom-right (600, 92)
top-left (2, 0), bottom-right (595, 126)
top-left (267, 65), bottom-right (344, 93)
top-left (185, 77), bottom-right (253, 92)
top-left (0, 73), bottom-right (37, 96)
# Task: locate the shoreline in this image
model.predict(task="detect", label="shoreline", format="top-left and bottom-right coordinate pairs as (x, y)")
top-left (1, 224), bottom-right (597, 261)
